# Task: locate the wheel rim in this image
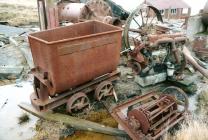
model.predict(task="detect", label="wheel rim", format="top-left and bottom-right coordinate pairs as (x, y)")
top-left (132, 61), bottom-right (142, 74)
top-left (95, 81), bottom-right (114, 101)
top-left (67, 92), bottom-right (90, 113)
top-left (123, 4), bottom-right (163, 51)
top-left (162, 86), bottom-right (189, 112)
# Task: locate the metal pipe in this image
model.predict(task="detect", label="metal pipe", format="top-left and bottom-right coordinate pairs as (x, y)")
top-left (183, 46), bottom-right (208, 79)
top-left (174, 37), bottom-right (187, 43)
top-left (154, 38), bottom-right (180, 64)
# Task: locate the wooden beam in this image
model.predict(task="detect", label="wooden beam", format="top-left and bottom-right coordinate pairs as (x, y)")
top-left (18, 102), bottom-right (127, 137)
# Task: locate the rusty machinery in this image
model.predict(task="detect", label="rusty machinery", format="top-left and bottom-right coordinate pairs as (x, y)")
top-left (28, 21), bottom-right (123, 112)
top-left (122, 4), bottom-right (193, 87)
top-left (37, 0), bottom-right (122, 30)
top-left (111, 86), bottom-right (189, 140)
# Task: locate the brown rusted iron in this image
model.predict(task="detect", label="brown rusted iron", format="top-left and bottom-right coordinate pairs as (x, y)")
top-left (29, 21), bottom-right (122, 112)
top-left (30, 70), bottom-right (120, 111)
top-left (147, 33), bottom-right (186, 44)
top-left (111, 88), bottom-right (188, 140)
top-left (128, 33), bottom-right (187, 75)
top-left (29, 20), bottom-right (122, 97)
top-left (95, 81), bottom-right (114, 101)
top-left (183, 46), bottom-right (208, 79)
top-left (192, 37), bottom-right (208, 59)
top-left (67, 92), bottom-right (90, 113)
top-left (39, 0), bottom-right (120, 29)
top-left (128, 61), bottom-right (142, 74)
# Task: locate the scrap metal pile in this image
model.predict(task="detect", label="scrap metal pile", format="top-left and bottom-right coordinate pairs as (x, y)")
top-left (123, 4), bottom-right (188, 87)
top-left (37, 0), bottom-right (126, 29)
top-left (112, 86), bottom-right (188, 140)
top-left (122, 4), bottom-right (208, 90)
top-left (19, 1), bottom-right (208, 140)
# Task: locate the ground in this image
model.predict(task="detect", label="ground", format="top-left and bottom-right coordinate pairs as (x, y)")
top-left (0, 0), bottom-right (38, 27)
top-left (1, 1), bottom-right (208, 140)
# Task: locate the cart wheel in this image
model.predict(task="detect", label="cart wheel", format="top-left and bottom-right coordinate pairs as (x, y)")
top-left (131, 61), bottom-right (141, 74)
top-left (95, 81), bottom-right (114, 101)
top-left (162, 86), bottom-right (189, 112)
top-left (67, 92), bottom-right (90, 113)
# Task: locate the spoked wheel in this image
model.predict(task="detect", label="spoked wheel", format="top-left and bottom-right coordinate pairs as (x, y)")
top-left (67, 92), bottom-right (90, 113)
top-left (123, 4), bottom-right (163, 51)
top-left (162, 86), bottom-right (189, 112)
top-left (95, 81), bottom-right (114, 101)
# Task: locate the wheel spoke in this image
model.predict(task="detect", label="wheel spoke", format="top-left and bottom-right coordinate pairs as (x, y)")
top-left (95, 81), bottom-right (114, 101)
top-left (123, 4), bottom-right (163, 50)
top-left (81, 97), bottom-right (85, 104)
top-left (133, 18), bottom-right (141, 27)
top-left (140, 9), bottom-right (144, 25)
top-left (67, 92), bottom-right (90, 113)
top-left (106, 86), bottom-right (113, 95)
top-left (146, 7), bottom-right (150, 25)
top-left (162, 86), bottom-right (189, 112)
top-left (149, 15), bottom-right (156, 25)
top-left (71, 103), bottom-right (77, 109)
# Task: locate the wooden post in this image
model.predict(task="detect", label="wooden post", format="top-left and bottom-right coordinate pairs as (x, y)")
top-left (19, 102), bottom-right (127, 137)
top-left (45, 0), bottom-right (59, 29)
top-left (37, 0), bottom-right (47, 30)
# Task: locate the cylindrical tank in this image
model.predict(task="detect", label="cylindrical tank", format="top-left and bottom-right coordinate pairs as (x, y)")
top-left (58, 3), bottom-right (90, 22)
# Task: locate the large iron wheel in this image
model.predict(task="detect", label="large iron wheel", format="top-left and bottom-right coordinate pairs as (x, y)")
top-left (123, 4), bottom-right (163, 51)
top-left (67, 92), bottom-right (90, 113)
top-left (95, 81), bottom-right (114, 101)
top-left (86, 0), bottom-right (112, 19)
top-left (162, 86), bottom-right (189, 112)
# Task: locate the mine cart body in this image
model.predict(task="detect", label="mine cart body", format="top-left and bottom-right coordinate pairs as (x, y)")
top-left (28, 20), bottom-right (122, 96)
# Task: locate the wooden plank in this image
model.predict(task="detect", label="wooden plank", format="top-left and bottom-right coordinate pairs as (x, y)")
top-left (18, 102), bottom-right (127, 137)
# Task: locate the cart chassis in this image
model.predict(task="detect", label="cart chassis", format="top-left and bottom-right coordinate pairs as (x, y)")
top-left (31, 70), bottom-right (120, 111)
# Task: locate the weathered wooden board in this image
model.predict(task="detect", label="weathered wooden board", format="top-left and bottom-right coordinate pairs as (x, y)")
top-left (18, 102), bottom-right (127, 136)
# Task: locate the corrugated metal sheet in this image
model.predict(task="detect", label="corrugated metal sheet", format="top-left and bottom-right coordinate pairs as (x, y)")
top-left (146, 0), bottom-right (190, 10)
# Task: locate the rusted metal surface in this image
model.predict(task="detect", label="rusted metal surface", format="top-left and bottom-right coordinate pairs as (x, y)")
top-left (183, 46), bottom-right (208, 79)
top-left (123, 4), bottom-right (163, 51)
top-left (86, 0), bottom-right (112, 17)
top-left (147, 33), bottom-right (186, 43)
top-left (30, 70), bottom-right (120, 111)
top-left (85, 0), bottom-right (122, 26)
top-left (111, 87), bottom-right (188, 140)
top-left (127, 34), bottom-right (187, 77)
top-left (162, 86), bottom-right (189, 112)
top-left (39, 0), bottom-right (121, 29)
top-left (95, 80), bottom-right (114, 101)
top-left (123, 4), bottom-right (187, 84)
top-left (192, 37), bottom-right (208, 59)
top-left (29, 20), bottom-right (122, 97)
top-left (67, 92), bottom-right (90, 113)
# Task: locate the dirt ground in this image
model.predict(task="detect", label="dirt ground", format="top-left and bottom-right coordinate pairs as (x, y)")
top-left (0, 0), bottom-right (37, 7)
top-left (0, 2), bottom-right (38, 26)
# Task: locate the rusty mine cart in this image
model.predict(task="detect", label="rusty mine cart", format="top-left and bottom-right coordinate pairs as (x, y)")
top-left (28, 20), bottom-right (123, 113)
